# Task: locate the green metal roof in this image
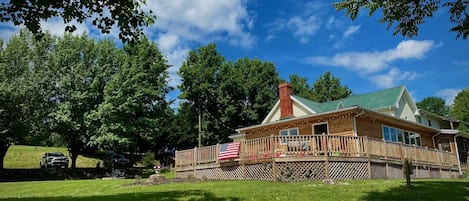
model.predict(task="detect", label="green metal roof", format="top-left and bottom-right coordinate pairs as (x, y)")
top-left (293, 85), bottom-right (405, 113)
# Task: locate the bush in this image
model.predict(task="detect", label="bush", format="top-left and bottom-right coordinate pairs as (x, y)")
top-left (142, 151), bottom-right (158, 168)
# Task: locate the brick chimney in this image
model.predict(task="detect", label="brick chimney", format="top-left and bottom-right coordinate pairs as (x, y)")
top-left (279, 82), bottom-right (294, 119)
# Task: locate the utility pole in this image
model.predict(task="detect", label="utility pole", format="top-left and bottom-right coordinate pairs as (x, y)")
top-left (198, 107), bottom-right (202, 148)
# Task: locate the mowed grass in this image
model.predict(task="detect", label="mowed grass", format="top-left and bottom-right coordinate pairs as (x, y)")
top-left (0, 179), bottom-right (467, 201)
top-left (4, 145), bottom-right (103, 168)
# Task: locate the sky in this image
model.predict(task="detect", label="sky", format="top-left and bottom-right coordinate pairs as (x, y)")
top-left (1, 0), bottom-right (468, 107)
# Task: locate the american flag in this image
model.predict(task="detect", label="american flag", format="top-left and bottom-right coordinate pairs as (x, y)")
top-left (218, 142), bottom-right (241, 160)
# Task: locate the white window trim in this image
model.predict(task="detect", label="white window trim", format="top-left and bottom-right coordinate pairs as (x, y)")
top-left (381, 125), bottom-right (421, 146)
top-left (279, 127), bottom-right (299, 144)
top-left (312, 122), bottom-right (329, 135)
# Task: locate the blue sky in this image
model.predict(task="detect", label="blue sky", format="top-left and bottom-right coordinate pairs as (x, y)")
top-left (1, 0), bottom-right (468, 106)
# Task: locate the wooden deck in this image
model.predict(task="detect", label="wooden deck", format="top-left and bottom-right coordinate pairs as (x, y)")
top-left (176, 135), bottom-right (458, 167)
top-left (175, 135), bottom-right (459, 181)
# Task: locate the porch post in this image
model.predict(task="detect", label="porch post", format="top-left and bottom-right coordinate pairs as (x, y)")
top-left (193, 147), bottom-right (197, 178)
top-left (324, 135), bottom-right (330, 180)
top-left (365, 136), bottom-right (371, 179)
top-left (271, 134), bottom-right (277, 182)
top-left (454, 135), bottom-right (463, 175)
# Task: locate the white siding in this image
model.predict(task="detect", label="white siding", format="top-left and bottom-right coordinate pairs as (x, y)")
top-left (262, 100), bottom-right (313, 123)
top-left (395, 96), bottom-right (417, 122)
top-left (263, 106), bottom-right (281, 123)
top-left (418, 115), bottom-right (441, 129)
top-left (293, 101), bottom-right (311, 117)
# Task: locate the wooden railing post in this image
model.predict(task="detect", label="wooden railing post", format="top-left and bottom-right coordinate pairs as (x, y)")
top-left (365, 136), bottom-right (371, 179)
top-left (324, 135), bottom-right (330, 179)
top-left (193, 147), bottom-right (198, 178)
top-left (271, 135), bottom-right (278, 182)
top-left (215, 143), bottom-right (220, 165)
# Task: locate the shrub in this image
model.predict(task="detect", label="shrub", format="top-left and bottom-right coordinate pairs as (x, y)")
top-left (142, 151), bottom-right (157, 168)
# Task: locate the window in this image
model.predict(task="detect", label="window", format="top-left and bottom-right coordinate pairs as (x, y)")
top-left (382, 125), bottom-right (421, 146)
top-left (417, 116), bottom-right (422, 124)
top-left (279, 128), bottom-right (298, 143)
top-left (428, 120), bottom-right (432, 127)
top-left (438, 138), bottom-right (451, 152)
top-left (313, 123), bottom-right (328, 135)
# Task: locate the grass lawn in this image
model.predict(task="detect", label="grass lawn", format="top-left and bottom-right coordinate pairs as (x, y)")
top-left (0, 179), bottom-right (467, 201)
top-left (4, 145), bottom-right (103, 169)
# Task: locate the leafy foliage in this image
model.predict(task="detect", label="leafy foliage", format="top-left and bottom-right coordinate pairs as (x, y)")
top-left (288, 72), bottom-right (352, 103)
top-left (89, 37), bottom-right (172, 161)
top-left (289, 74), bottom-right (316, 100)
top-left (417, 96), bottom-right (450, 116)
top-left (451, 88), bottom-right (469, 132)
top-left (311, 71), bottom-right (352, 103)
top-left (334, 0), bottom-right (469, 39)
top-left (0, 31), bottom-right (54, 169)
top-left (178, 44), bottom-right (280, 146)
top-left (0, 0), bottom-right (155, 42)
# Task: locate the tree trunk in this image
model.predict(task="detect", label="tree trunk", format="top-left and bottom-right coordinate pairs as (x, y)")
top-left (406, 172), bottom-right (411, 187)
top-left (0, 143), bottom-right (10, 170)
top-left (68, 148), bottom-right (79, 171)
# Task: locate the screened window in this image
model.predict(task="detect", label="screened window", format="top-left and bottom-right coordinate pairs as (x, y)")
top-left (382, 126), bottom-right (421, 146)
top-left (438, 138), bottom-right (451, 152)
top-left (313, 123), bottom-right (328, 135)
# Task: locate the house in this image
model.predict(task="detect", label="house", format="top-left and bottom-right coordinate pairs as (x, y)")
top-left (175, 83), bottom-right (465, 181)
top-left (234, 83), bottom-right (468, 165)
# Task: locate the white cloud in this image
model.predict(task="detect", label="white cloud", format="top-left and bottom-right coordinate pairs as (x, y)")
top-left (141, 0), bottom-right (255, 92)
top-left (306, 40), bottom-right (434, 74)
top-left (165, 47), bottom-right (190, 87)
top-left (157, 33), bottom-right (180, 52)
top-left (343, 25), bottom-right (361, 38)
top-left (266, 15), bottom-right (320, 44)
top-left (289, 16), bottom-right (320, 44)
top-left (437, 88), bottom-right (462, 105)
top-left (265, 2), bottom-right (323, 44)
top-left (144, 0), bottom-right (254, 48)
top-left (40, 18), bottom-right (90, 37)
top-left (368, 68), bottom-right (421, 88)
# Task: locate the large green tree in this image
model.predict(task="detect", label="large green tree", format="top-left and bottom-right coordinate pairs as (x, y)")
top-left (48, 34), bottom-right (120, 170)
top-left (178, 44), bottom-right (280, 146)
top-left (289, 74), bottom-right (315, 100)
top-left (0, 32), bottom-right (30, 169)
top-left (0, 31), bottom-right (53, 169)
top-left (178, 44), bottom-right (226, 146)
top-left (334, 0), bottom-right (469, 39)
top-left (0, 0), bottom-right (155, 42)
top-left (311, 71), bottom-right (352, 103)
top-left (89, 37), bottom-right (172, 163)
top-left (218, 58), bottom-right (280, 131)
top-left (451, 88), bottom-right (469, 133)
top-left (417, 96), bottom-right (450, 116)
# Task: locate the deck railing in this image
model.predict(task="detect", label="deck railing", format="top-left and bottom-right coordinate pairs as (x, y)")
top-left (175, 135), bottom-right (458, 168)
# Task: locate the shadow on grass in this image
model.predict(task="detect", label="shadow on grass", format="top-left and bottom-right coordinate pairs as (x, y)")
top-left (0, 190), bottom-right (240, 201)
top-left (360, 180), bottom-right (469, 201)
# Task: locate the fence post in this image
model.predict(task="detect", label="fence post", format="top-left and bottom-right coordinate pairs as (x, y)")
top-left (324, 135), bottom-right (330, 180)
top-left (216, 143), bottom-right (220, 165)
top-left (271, 134), bottom-right (277, 182)
top-left (174, 150), bottom-right (178, 177)
top-left (365, 136), bottom-right (371, 179)
top-left (383, 139), bottom-right (389, 178)
top-left (193, 147), bottom-right (197, 178)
